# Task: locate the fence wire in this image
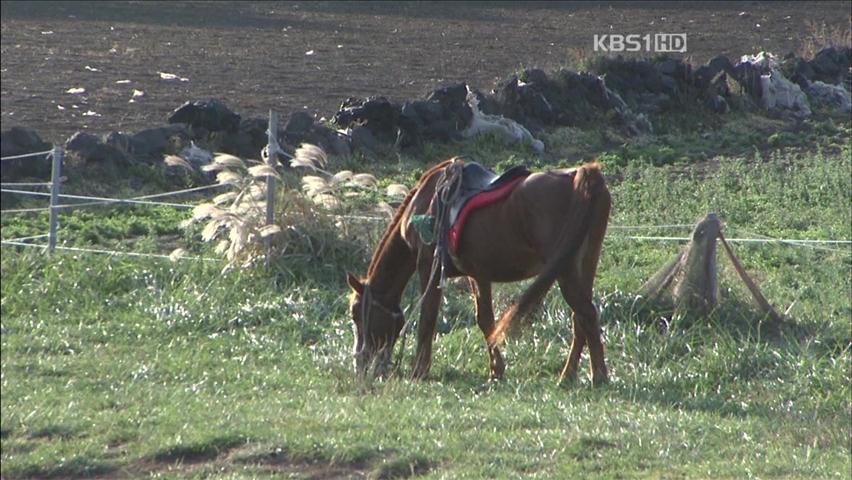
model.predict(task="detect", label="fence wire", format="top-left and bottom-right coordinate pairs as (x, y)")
top-left (0, 240), bottom-right (218, 262)
top-left (607, 224), bottom-right (695, 230)
top-left (0, 149), bottom-right (54, 162)
top-left (0, 182), bottom-right (52, 187)
top-left (1, 183), bottom-right (225, 210)
top-left (3, 234), bottom-right (49, 243)
top-left (0, 206), bottom-right (50, 215)
top-left (2, 146), bottom-right (849, 263)
top-left (605, 234), bottom-right (851, 255)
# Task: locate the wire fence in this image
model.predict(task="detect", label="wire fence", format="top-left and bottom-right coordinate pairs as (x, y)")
top-left (0, 240), bottom-right (217, 262)
top-left (606, 234), bottom-right (851, 255)
top-left (2, 141), bottom-right (850, 264)
top-left (0, 149), bottom-right (54, 162)
top-left (0, 188), bottom-right (202, 209)
top-left (333, 217), bottom-right (850, 254)
top-left (0, 181), bottom-right (53, 187)
top-left (0, 144), bottom-right (231, 262)
top-left (1, 206), bottom-right (51, 214)
top-left (4, 234), bottom-right (49, 243)
top-left (605, 233), bottom-right (851, 245)
top-left (0, 114), bottom-right (286, 264)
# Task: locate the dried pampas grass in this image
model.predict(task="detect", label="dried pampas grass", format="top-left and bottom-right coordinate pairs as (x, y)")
top-left (331, 170), bottom-right (354, 185)
top-left (292, 143), bottom-right (328, 171)
top-left (177, 142), bottom-right (390, 270)
top-left (164, 154), bottom-right (193, 171)
top-left (213, 153), bottom-right (245, 168)
top-left (386, 183), bottom-right (409, 198)
top-left (248, 164), bottom-right (281, 179)
top-left (176, 149), bottom-right (286, 270)
top-left (216, 170), bottom-right (242, 185)
top-left (169, 248), bottom-right (188, 262)
top-left (351, 173), bottom-right (377, 187)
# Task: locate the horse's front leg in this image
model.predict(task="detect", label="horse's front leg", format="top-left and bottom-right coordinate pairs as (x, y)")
top-left (412, 250), bottom-right (441, 380)
top-left (469, 278), bottom-right (505, 380)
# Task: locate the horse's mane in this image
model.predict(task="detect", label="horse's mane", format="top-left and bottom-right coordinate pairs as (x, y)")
top-left (365, 158), bottom-right (456, 278)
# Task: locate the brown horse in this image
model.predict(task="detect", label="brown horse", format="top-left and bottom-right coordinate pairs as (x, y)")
top-left (346, 157), bottom-right (611, 385)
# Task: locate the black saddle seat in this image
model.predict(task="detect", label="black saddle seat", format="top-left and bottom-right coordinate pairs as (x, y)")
top-left (449, 162), bottom-right (531, 225)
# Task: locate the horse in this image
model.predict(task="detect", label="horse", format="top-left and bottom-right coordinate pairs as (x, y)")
top-left (346, 157), bottom-right (611, 385)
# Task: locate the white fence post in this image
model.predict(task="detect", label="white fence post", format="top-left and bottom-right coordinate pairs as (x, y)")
top-left (47, 146), bottom-right (62, 253)
top-left (265, 110), bottom-right (279, 266)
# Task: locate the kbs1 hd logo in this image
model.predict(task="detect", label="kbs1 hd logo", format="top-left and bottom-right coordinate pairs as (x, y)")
top-left (593, 33), bottom-right (687, 53)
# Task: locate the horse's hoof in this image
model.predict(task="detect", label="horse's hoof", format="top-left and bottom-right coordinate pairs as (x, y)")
top-left (557, 371), bottom-right (578, 386)
top-left (411, 366), bottom-right (430, 381)
top-left (557, 362), bottom-right (579, 386)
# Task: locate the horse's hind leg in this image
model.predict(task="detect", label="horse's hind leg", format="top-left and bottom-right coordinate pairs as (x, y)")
top-left (556, 282), bottom-right (586, 385)
top-left (469, 278), bottom-right (505, 380)
top-left (558, 273), bottom-right (608, 386)
top-left (412, 249), bottom-right (441, 380)
top-left (560, 192), bottom-right (609, 386)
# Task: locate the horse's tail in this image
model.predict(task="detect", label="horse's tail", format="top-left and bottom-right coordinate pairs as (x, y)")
top-left (489, 163), bottom-right (609, 344)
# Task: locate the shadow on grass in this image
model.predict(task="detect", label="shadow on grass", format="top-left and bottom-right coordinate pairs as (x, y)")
top-left (565, 436), bottom-right (617, 461)
top-left (151, 433), bottom-right (247, 464)
top-left (4, 457), bottom-right (116, 480)
top-left (592, 294), bottom-right (847, 420)
top-left (373, 453), bottom-right (434, 479)
top-left (603, 291), bottom-right (817, 344)
top-left (231, 445), bottom-right (371, 478)
top-left (231, 444), bottom-right (432, 479)
top-left (27, 423), bottom-right (83, 440)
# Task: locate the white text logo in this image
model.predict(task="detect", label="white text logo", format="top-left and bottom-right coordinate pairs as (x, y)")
top-left (593, 34), bottom-right (687, 53)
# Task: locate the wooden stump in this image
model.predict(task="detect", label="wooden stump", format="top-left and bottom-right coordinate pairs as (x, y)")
top-left (639, 213), bottom-right (783, 324)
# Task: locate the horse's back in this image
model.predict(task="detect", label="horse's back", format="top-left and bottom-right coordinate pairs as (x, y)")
top-left (452, 167), bottom-right (582, 281)
top-left (401, 161), bottom-right (604, 283)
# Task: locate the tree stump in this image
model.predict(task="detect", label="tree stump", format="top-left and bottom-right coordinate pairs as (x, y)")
top-left (639, 213), bottom-right (784, 325)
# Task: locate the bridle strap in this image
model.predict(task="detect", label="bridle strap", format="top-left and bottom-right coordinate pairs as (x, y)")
top-left (355, 284), bottom-right (403, 357)
top-left (365, 288), bottom-right (403, 318)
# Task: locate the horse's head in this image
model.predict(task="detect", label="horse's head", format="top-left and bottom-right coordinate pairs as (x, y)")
top-left (346, 272), bottom-right (405, 378)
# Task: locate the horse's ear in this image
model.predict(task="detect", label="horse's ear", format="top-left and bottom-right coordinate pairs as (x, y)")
top-left (346, 272), bottom-right (364, 295)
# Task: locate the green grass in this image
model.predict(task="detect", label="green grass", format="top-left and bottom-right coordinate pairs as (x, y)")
top-left (1, 134), bottom-right (850, 478)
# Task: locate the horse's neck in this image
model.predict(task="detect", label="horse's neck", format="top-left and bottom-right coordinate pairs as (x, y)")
top-left (366, 162), bottom-right (448, 302)
top-left (367, 229), bottom-right (416, 303)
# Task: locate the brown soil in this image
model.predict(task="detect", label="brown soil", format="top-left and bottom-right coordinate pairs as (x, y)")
top-left (1, 1), bottom-right (849, 142)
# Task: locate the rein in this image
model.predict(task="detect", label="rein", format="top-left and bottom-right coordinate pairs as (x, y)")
top-left (359, 160), bottom-right (465, 372)
top-left (433, 159), bottom-right (464, 290)
top-left (393, 160), bottom-right (463, 369)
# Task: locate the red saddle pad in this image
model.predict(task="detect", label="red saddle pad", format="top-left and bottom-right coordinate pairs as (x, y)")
top-left (448, 174), bottom-right (529, 254)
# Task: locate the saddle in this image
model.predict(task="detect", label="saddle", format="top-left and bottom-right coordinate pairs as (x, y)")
top-left (431, 161), bottom-right (530, 255)
top-left (409, 162), bottom-right (531, 255)
top-left (448, 162), bottom-right (531, 227)
top-left (409, 159), bottom-right (530, 287)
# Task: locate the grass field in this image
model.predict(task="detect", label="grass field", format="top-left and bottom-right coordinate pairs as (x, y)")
top-left (1, 117), bottom-right (851, 478)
